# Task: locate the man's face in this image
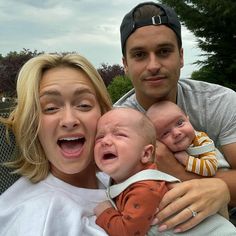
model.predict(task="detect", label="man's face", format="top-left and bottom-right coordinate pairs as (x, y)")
top-left (123, 25), bottom-right (184, 110)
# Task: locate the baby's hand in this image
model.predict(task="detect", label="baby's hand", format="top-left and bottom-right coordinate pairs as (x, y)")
top-left (174, 151), bottom-right (188, 166)
top-left (94, 200), bottom-right (113, 217)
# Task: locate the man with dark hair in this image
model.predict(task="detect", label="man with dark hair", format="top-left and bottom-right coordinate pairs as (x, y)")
top-left (115, 1), bottom-right (236, 233)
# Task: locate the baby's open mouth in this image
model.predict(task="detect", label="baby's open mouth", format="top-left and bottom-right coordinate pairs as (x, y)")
top-left (102, 153), bottom-right (117, 160)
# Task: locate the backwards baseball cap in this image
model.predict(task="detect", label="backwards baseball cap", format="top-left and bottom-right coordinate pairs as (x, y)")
top-left (120, 1), bottom-right (181, 55)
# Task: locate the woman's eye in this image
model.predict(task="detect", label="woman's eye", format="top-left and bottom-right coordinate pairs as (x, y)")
top-left (42, 106), bottom-right (58, 113)
top-left (76, 103), bottom-right (92, 111)
top-left (75, 97), bottom-right (94, 111)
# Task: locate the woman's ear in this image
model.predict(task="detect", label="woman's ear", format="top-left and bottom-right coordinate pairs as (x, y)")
top-left (141, 144), bottom-right (154, 164)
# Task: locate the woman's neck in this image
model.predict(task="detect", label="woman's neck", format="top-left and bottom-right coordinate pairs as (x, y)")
top-left (50, 164), bottom-right (98, 189)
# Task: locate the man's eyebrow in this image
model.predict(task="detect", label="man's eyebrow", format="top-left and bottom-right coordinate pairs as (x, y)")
top-left (157, 43), bottom-right (175, 48)
top-left (130, 46), bottom-right (143, 51)
top-left (129, 43), bottom-right (174, 52)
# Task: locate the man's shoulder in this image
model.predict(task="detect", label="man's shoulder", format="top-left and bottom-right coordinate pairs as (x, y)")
top-left (178, 78), bottom-right (236, 114)
top-left (178, 78), bottom-right (234, 95)
top-left (113, 88), bottom-right (140, 109)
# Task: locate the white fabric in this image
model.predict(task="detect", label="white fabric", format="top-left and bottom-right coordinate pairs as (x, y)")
top-left (105, 170), bottom-right (236, 236)
top-left (147, 214), bottom-right (236, 236)
top-left (114, 78), bottom-right (236, 168)
top-left (0, 173), bottom-right (109, 236)
top-left (187, 140), bottom-right (215, 156)
top-left (1, 173), bottom-right (235, 235)
top-left (108, 169), bottom-right (180, 199)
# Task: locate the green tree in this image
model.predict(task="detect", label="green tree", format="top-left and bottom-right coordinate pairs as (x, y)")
top-left (97, 63), bottom-right (124, 87)
top-left (107, 75), bottom-right (133, 103)
top-left (160, 0), bottom-right (236, 90)
top-left (0, 50), bottom-right (126, 98)
top-left (0, 49), bottom-right (41, 97)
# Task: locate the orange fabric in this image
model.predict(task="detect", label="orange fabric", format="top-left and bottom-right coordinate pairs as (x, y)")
top-left (186, 131), bottom-right (218, 176)
top-left (96, 163), bottom-right (168, 236)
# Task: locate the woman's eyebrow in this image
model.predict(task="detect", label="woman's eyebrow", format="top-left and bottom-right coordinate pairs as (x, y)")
top-left (39, 87), bottom-right (95, 98)
top-left (73, 88), bottom-right (95, 96)
top-left (39, 90), bottom-right (60, 98)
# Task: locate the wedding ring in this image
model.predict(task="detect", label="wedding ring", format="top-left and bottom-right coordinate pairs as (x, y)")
top-left (187, 207), bottom-right (198, 217)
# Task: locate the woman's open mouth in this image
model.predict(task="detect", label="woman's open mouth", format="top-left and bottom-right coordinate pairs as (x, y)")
top-left (57, 137), bottom-right (85, 158)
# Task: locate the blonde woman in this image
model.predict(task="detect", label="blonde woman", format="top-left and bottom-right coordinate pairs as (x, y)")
top-left (0, 53), bottom-right (112, 235)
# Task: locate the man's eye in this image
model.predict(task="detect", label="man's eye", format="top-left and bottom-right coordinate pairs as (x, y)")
top-left (158, 48), bottom-right (172, 57)
top-left (132, 51), bottom-right (146, 60)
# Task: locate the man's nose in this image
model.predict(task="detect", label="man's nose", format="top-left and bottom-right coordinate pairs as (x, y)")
top-left (146, 53), bottom-right (161, 72)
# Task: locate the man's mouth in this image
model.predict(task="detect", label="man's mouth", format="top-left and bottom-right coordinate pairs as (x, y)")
top-left (144, 75), bottom-right (166, 81)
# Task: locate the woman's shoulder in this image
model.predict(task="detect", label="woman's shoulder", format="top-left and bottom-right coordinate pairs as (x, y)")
top-left (0, 176), bottom-right (54, 208)
top-left (1, 174), bottom-right (107, 206)
top-left (0, 175), bottom-right (108, 236)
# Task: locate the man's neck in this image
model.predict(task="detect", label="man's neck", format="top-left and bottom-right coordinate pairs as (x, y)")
top-left (136, 93), bottom-right (177, 111)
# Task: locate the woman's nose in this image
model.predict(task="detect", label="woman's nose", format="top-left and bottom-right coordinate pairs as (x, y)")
top-left (60, 108), bottom-right (79, 129)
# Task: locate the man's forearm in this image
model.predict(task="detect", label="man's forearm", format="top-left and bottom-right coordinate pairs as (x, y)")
top-left (216, 169), bottom-right (236, 206)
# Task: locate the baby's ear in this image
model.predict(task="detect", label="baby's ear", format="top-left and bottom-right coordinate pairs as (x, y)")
top-left (141, 144), bottom-right (154, 164)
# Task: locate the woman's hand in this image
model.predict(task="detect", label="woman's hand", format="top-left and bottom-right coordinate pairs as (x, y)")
top-left (156, 178), bottom-right (230, 233)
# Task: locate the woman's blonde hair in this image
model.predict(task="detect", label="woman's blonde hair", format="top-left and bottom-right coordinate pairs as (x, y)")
top-left (2, 53), bottom-right (112, 182)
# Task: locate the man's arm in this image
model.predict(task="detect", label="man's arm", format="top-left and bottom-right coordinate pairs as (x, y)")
top-left (216, 142), bottom-right (236, 206)
top-left (155, 141), bottom-right (231, 232)
top-left (156, 141), bottom-right (236, 205)
top-left (156, 141), bottom-right (236, 198)
top-left (155, 142), bottom-right (202, 180)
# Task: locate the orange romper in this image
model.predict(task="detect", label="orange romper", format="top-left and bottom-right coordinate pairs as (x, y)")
top-left (96, 163), bottom-right (168, 236)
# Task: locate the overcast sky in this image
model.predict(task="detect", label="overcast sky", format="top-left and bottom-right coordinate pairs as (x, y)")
top-left (0, 0), bottom-right (203, 77)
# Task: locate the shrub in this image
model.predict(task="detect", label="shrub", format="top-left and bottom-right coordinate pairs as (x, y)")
top-left (107, 75), bottom-right (133, 104)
